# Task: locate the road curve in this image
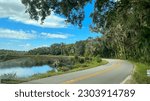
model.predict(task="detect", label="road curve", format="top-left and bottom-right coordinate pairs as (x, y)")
top-left (23, 59), bottom-right (133, 84)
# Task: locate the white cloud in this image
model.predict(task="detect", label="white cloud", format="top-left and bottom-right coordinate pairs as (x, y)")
top-left (19, 43), bottom-right (33, 50)
top-left (0, 0), bottom-right (67, 28)
top-left (40, 45), bottom-right (49, 47)
top-left (41, 32), bottom-right (69, 39)
top-left (19, 43), bottom-right (31, 47)
top-left (0, 28), bottom-right (36, 39)
top-left (0, 28), bottom-right (72, 39)
top-left (0, 41), bottom-right (34, 51)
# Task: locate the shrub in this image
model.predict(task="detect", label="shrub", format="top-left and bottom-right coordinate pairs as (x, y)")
top-left (95, 55), bottom-right (102, 62)
top-left (82, 64), bottom-right (88, 67)
top-left (0, 73), bottom-right (17, 79)
top-left (60, 67), bottom-right (70, 72)
top-left (74, 55), bottom-right (79, 61)
top-left (79, 58), bottom-right (85, 64)
top-left (85, 56), bottom-right (93, 62)
top-left (66, 65), bottom-right (74, 69)
top-left (70, 57), bottom-right (76, 65)
top-left (85, 56), bottom-right (90, 61)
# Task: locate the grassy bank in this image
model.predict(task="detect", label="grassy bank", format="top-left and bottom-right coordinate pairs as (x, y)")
top-left (132, 62), bottom-right (150, 84)
top-left (1, 59), bottom-right (108, 84)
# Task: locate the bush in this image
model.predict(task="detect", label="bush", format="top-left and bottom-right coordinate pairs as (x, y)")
top-left (95, 55), bottom-right (102, 62)
top-left (66, 65), bottom-right (74, 69)
top-left (85, 56), bottom-right (90, 61)
top-left (85, 56), bottom-right (93, 62)
top-left (70, 57), bottom-right (76, 65)
top-left (60, 67), bottom-right (70, 72)
top-left (81, 64), bottom-right (88, 67)
top-left (0, 73), bottom-right (17, 79)
top-left (74, 55), bottom-right (79, 61)
top-left (79, 58), bottom-right (85, 64)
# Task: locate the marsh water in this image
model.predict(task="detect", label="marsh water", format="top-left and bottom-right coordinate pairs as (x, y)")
top-left (0, 65), bottom-right (54, 78)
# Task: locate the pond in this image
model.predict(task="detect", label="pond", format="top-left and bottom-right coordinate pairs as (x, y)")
top-left (0, 65), bottom-right (54, 78)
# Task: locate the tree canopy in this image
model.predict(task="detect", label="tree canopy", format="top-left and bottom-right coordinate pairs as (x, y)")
top-left (21, 0), bottom-right (150, 63)
top-left (21, 0), bottom-right (92, 27)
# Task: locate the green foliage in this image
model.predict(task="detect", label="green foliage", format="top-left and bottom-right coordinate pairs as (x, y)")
top-left (79, 57), bottom-right (85, 64)
top-left (90, 0), bottom-right (150, 63)
top-left (21, 0), bottom-right (150, 64)
top-left (133, 62), bottom-right (150, 84)
top-left (21, 0), bottom-right (92, 27)
top-left (73, 55), bottom-right (85, 64)
top-left (95, 55), bottom-right (102, 63)
top-left (74, 55), bottom-right (79, 61)
top-left (85, 56), bottom-right (92, 61)
top-left (27, 37), bottom-right (102, 58)
top-left (0, 49), bottom-right (25, 62)
top-left (0, 73), bottom-right (24, 84)
top-left (28, 47), bottom-right (50, 55)
top-left (59, 66), bottom-right (70, 72)
top-left (0, 73), bottom-right (16, 80)
top-left (75, 41), bottom-right (85, 56)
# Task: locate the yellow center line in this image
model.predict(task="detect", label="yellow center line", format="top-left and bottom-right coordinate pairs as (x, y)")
top-left (63, 61), bottom-right (122, 84)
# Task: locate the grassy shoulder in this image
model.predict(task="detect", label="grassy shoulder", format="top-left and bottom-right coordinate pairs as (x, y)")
top-left (1, 59), bottom-right (108, 84)
top-left (130, 62), bottom-right (150, 84)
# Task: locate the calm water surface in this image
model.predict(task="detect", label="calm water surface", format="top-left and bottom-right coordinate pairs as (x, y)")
top-left (0, 65), bottom-right (53, 78)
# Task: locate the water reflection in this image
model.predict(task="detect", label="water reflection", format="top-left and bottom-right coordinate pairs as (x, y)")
top-left (0, 65), bottom-right (54, 78)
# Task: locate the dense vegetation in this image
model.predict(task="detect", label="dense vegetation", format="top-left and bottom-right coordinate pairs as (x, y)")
top-left (133, 62), bottom-right (150, 84)
top-left (90, 0), bottom-right (150, 64)
top-left (21, 0), bottom-right (150, 63)
top-left (27, 37), bottom-right (102, 57)
top-left (0, 50), bottom-right (25, 62)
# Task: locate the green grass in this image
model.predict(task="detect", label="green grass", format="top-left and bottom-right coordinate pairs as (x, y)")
top-left (1, 79), bottom-right (26, 84)
top-left (70, 60), bottom-right (108, 72)
top-left (132, 62), bottom-right (150, 84)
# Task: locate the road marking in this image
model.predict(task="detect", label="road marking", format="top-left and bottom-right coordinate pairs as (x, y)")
top-left (63, 61), bottom-right (122, 84)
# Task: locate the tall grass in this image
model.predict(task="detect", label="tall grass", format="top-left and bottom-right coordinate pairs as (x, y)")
top-left (0, 73), bottom-right (25, 84)
top-left (133, 62), bottom-right (150, 84)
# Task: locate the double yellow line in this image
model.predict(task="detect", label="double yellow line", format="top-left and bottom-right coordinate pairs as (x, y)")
top-left (63, 61), bottom-right (122, 84)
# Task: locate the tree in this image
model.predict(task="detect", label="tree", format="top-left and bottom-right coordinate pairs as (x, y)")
top-left (21, 0), bottom-right (91, 27)
top-left (90, 0), bottom-right (150, 62)
top-left (22, 0), bottom-right (150, 63)
top-left (28, 47), bottom-right (50, 55)
top-left (49, 43), bottom-right (62, 55)
top-left (74, 41), bottom-right (85, 56)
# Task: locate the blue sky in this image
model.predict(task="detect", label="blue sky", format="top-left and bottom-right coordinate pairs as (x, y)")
top-left (0, 0), bottom-right (101, 51)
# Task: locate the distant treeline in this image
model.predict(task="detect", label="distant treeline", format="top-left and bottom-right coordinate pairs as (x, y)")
top-left (0, 50), bottom-right (26, 61)
top-left (0, 49), bottom-right (26, 55)
top-left (27, 37), bottom-right (102, 57)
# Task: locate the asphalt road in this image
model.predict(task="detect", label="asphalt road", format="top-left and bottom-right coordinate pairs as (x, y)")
top-left (23, 59), bottom-right (133, 84)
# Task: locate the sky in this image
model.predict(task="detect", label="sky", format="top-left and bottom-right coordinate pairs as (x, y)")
top-left (0, 0), bottom-right (101, 51)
